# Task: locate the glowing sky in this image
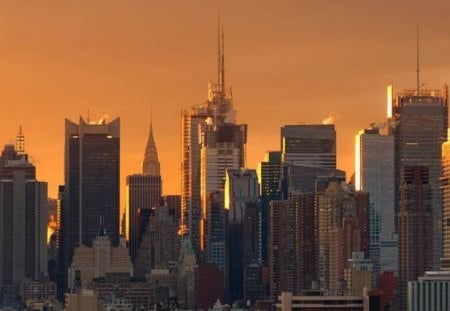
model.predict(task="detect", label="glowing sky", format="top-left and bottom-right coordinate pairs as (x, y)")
top-left (1, 0), bottom-right (450, 206)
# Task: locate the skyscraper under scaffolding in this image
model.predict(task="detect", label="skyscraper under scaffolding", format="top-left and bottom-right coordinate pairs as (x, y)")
top-left (181, 26), bottom-right (247, 258)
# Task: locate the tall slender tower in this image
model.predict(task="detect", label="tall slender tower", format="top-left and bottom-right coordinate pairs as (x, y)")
top-left (181, 24), bottom-right (247, 258)
top-left (355, 125), bottom-right (396, 273)
top-left (126, 119), bottom-right (162, 263)
top-left (60, 117), bottom-right (120, 290)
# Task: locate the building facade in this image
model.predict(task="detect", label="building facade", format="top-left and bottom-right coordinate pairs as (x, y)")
top-left (60, 117), bottom-right (120, 291)
top-left (0, 131), bottom-right (48, 298)
top-left (355, 125), bottom-right (396, 273)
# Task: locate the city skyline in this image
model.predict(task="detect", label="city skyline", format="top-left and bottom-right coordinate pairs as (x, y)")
top-left (1, 1), bottom-right (450, 204)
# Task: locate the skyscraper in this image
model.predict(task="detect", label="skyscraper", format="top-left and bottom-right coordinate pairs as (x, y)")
top-left (126, 121), bottom-right (162, 263)
top-left (442, 136), bottom-right (450, 270)
top-left (355, 125), bottom-right (396, 273)
top-left (0, 129), bottom-right (48, 297)
top-left (269, 194), bottom-right (316, 299)
top-left (389, 85), bottom-right (448, 307)
top-left (60, 117), bottom-right (120, 289)
top-left (280, 124), bottom-right (336, 169)
top-left (257, 151), bottom-right (281, 263)
top-left (181, 26), bottom-right (247, 258)
top-left (224, 169), bottom-right (259, 303)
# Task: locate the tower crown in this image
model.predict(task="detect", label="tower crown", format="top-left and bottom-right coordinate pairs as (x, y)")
top-left (142, 119), bottom-right (161, 176)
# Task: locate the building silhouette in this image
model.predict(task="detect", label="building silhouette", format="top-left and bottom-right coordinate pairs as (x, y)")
top-left (0, 128), bottom-right (48, 298)
top-left (181, 26), bottom-right (247, 260)
top-left (389, 86), bottom-right (448, 307)
top-left (126, 120), bottom-right (162, 264)
top-left (280, 124), bottom-right (336, 169)
top-left (59, 117), bottom-right (120, 291)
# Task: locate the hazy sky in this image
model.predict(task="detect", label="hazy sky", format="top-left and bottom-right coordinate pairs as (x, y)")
top-left (1, 0), bottom-right (450, 205)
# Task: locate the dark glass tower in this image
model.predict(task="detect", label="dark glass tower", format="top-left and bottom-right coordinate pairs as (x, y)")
top-left (60, 117), bottom-right (120, 289)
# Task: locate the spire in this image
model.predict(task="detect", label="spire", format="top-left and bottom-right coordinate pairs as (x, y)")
top-left (217, 14), bottom-right (225, 93)
top-left (16, 126), bottom-right (25, 156)
top-left (142, 116), bottom-right (161, 176)
top-left (416, 22), bottom-right (420, 92)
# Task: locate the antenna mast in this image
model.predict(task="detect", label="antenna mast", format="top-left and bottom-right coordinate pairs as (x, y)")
top-left (416, 23), bottom-right (420, 93)
top-left (16, 126), bottom-right (25, 156)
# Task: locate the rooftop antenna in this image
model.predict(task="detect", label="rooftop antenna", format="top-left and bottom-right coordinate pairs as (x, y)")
top-left (416, 22), bottom-right (420, 93)
top-left (217, 12), bottom-right (222, 93)
top-left (16, 125), bottom-right (25, 156)
top-left (87, 109), bottom-right (90, 124)
top-left (221, 25), bottom-right (225, 94)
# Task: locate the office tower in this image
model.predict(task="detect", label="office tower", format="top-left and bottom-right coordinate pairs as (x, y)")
top-left (389, 85), bottom-right (448, 307)
top-left (134, 205), bottom-right (179, 276)
top-left (126, 121), bottom-right (162, 264)
top-left (344, 252), bottom-right (373, 296)
top-left (68, 229), bottom-right (133, 291)
top-left (162, 195), bottom-right (182, 226)
top-left (269, 194), bottom-right (316, 299)
top-left (181, 27), bottom-right (247, 258)
top-left (280, 124), bottom-right (336, 169)
top-left (0, 129), bottom-right (48, 297)
top-left (355, 125), bottom-right (396, 273)
top-left (398, 166), bottom-right (433, 306)
top-left (315, 181), bottom-right (369, 291)
top-left (258, 151), bottom-right (281, 263)
top-left (408, 271), bottom-right (450, 311)
top-left (442, 137), bottom-right (450, 269)
top-left (61, 117), bottom-right (120, 290)
top-left (224, 169), bottom-right (259, 303)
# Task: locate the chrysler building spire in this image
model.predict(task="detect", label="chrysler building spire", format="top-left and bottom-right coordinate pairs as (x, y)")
top-left (142, 117), bottom-right (161, 176)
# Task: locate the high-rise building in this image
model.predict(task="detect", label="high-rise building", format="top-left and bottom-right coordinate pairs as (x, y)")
top-left (134, 205), bottom-right (179, 276)
top-left (258, 151), bottom-right (281, 263)
top-left (224, 169), bottom-right (259, 303)
top-left (442, 136), bottom-right (450, 269)
top-left (408, 271), bottom-right (450, 311)
top-left (355, 125), bottom-right (396, 273)
top-left (280, 124), bottom-right (336, 169)
top-left (126, 121), bottom-right (162, 264)
top-left (269, 194), bottom-right (317, 299)
top-left (181, 27), bottom-right (247, 259)
top-left (0, 129), bottom-right (48, 297)
top-left (60, 117), bottom-right (120, 290)
top-left (315, 182), bottom-right (369, 291)
top-left (389, 85), bottom-right (448, 307)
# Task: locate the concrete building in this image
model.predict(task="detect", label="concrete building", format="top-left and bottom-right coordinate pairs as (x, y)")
top-left (316, 182), bottom-right (369, 291)
top-left (65, 288), bottom-right (101, 311)
top-left (276, 291), bottom-right (365, 311)
top-left (269, 194), bottom-right (317, 299)
top-left (134, 205), bottom-right (179, 276)
top-left (344, 252), bottom-right (373, 296)
top-left (60, 117), bottom-right (120, 292)
top-left (68, 230), bottom-right (133, 290)
top-left (280, 124), bottom-right (336, 169)
top-left (0, 129), bottom-right (48, 298)
top-left (408, 271), bottom-right (450, 311)
top-left (355, 125), bottom-right (396, 273)
top-left (442, 137), bottom-right (450, 269)
top-left (126, 120), bottom-right (162, 264)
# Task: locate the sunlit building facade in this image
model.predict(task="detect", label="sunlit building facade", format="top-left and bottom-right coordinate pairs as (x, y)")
top-left (355, 125), bottom-right (396, 273)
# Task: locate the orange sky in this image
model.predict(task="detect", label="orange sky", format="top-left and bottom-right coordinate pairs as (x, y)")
top-left (1, 0), bottom-right (450, 207)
